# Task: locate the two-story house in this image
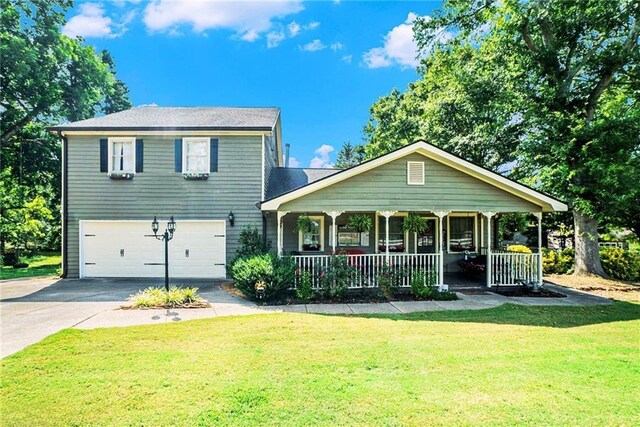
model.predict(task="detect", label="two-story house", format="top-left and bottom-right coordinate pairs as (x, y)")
top-left (52, 106), bottom-right (567, 288)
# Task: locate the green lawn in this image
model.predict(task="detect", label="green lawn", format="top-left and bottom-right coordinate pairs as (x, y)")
top-left (0, 252), bottom-right (60, 280)
top-left (2, 303), bottom-right (639, 426)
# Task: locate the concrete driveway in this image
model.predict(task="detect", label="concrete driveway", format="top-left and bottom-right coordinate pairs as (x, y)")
top-left (0, 277), bottom-right (260, 358)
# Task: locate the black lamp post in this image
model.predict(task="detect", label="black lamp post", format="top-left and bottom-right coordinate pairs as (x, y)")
top-left (152, 215), bottom-right (176, 291)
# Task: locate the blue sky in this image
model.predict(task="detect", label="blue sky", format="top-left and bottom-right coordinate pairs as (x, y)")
top-left (63, 1), bottom-right (442, 168)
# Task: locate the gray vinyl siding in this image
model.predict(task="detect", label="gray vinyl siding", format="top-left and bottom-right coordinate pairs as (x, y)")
top-left (66, 134), bottom-right (264, 277)
top-left (263, 135), bottom-right (277, 199)
top-left (279, 153), bottom-right (541, 213)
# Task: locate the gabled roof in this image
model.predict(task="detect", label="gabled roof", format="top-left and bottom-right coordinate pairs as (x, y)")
top-left (260, 140), bottom-right (568, 212)
top-left (49, 106), bottom-right (280, 131)
top-left (266, 167), bottom-right (341, 199)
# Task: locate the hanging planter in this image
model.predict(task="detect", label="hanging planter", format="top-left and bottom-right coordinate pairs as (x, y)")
top-left (403, 213), bottom-right (428, 234)
top-left (296, 214), bottom-right (315, 233)
top-left (347, 214), bottom-right (372, 234)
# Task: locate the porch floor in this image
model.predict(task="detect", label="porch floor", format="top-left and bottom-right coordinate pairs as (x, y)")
top-left (445, 272), bottom-right (485, 289)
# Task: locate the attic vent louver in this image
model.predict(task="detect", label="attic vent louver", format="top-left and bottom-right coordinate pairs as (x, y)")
top-left (407, 161), bottom-right (425, 185)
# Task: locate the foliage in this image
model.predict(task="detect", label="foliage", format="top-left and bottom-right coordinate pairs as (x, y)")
top-left (234, 226), bottom-right (271, 260)
top-left (599, 248), bottom-right (640, 282)
top-left (347, 214), bottom-right (372, 233)
top-left (376, 263), bottom-right (406, 299)
top-left (335, 142), bottom-right (366, 169)
top-left (0, 251), bottom-right (60, 280)
top-left (409, 270), bottom-right (437, 298)
top-left (506, 245), bottom-right (532, 254)
top-left (295, 214), bottom-right (315, 233)
top-left (295, 271), bottom-right (314, 302)
top-left (365, 0), bottom-right (640, 276)
top-left (402, 213), bottom-right (428, 234)
top-left (231, 254), bottom-right (295, 302)
top-left (127, 286), bottom-right (203, 308)
top-left (319, 254), bottom-right (356, 299)
top-left (498, 213), bottom-right (529, 242)
top-left (542, 248), bottom-right (575, 275)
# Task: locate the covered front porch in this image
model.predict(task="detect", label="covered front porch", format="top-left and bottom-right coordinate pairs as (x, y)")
top-left (273, 210), bottom-right (543, 290)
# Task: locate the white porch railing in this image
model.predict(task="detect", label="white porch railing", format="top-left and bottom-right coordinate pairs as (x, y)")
top-left (293, 253), bottom-right (440, 289)
top-left (490, 252), bottom-right (541, 286)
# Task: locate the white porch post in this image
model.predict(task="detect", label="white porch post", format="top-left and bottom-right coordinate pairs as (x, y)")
top-left (433, 211), bottom-right (450, 288)
top-left (535, 212), bottom-right (543, 288)
top-left (324, 211), bottom-right (344, 253)
top-left (482, 212), bottom-right (496, 288)
top-left (276, 211), bottom-right (288, 256)
top-left (378, 211), bottom-right (396, 263)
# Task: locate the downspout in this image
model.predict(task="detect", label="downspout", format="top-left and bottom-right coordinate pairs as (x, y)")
top-left (57, 131), bottom-right (68, 278)
top-left (262, 212), bottom-right (268, 248)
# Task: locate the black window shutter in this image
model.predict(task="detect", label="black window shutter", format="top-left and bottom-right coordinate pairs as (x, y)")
top-left (175, 138), bottom-right (182, 172)
top-left (210, 138), bottom-right (218, 172)
top-left (99, 139), bottom-right (108, 172)
top-left (135, 139), bottom-right (144, 172)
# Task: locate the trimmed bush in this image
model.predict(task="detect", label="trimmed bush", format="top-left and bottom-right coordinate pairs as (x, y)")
top-left (409, 270), bottom-right (436, 298)
top-left (506, 244), bottom-right (532, 253)
top-left (231, 254), bottom-right (295, 301)
top-left (599, 247), bottom-right (640, 282)
top-left (542, 248), bottom-right (574, 274)
top-left (228, 226), bottom-right (271, 275)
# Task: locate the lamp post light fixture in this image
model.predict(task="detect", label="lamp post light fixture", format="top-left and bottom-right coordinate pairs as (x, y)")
top-left (151, 215), bottom-right (176, 291)
top-left (228, 211), bottom-right (235, 227)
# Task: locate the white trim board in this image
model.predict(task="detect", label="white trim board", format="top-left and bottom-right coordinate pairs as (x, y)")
top-left (261, 141), bottom-right (567, 212)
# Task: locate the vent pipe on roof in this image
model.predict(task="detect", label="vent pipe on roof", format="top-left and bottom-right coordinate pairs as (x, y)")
top-left (285, 143), bottom-right (290, 168)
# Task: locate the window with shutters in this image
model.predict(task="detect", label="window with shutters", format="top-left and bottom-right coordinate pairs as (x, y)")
top-left (407, 161), bottom-right (425, 185)
top-left (183, 137), bottom-right (210, 173)
top-left (108, 137), bottom-right (136, 174)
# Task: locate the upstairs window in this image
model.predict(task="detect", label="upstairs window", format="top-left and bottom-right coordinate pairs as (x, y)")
top-left (108, 137), bottom-right (135, 173)
top-left (407, 161), bottom-right (425, 185)
top-left (183, 137), bottom-right (210, 173)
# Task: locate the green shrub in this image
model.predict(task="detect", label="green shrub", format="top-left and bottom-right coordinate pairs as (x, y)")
top-left (295, 271), bottom-right (314, 302)
top-left (599, 247), bottom-right (640, 282)
top-left (542, 248), bottom-right (574, 274)
top-left (319, 254), bottom-right (356, 299)
top-left (127, 286), bottom-right (202, 308)
top-left (228, 226), bottom-right (271, 275)
top-left (231, 254), bottom-right (295, 301)
top-left (431, 289), bottom-right (459, 301)
top-left (409, 270), bottom-right (435, 298)
top-left (376, 264), bottom-right (406, 299)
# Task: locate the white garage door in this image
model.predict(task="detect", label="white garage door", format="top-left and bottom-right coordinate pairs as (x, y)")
top-left (80, 221), bottom-right (226, 278)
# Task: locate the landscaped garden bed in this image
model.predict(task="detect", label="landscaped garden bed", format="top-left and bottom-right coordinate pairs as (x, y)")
top-left (492, 286), bottom-right (566, 298)
top-left (121, 286), bottom-right (210, 309)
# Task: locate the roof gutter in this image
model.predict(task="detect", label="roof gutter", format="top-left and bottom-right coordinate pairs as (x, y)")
top-left (47, 126), bottom-right (274, 132)
top-left (57, 131), bottom-right (68, 278)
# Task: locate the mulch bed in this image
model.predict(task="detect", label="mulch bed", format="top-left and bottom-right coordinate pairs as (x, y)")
top-left (491, 287), bottom-right (566, 298)
top-left (119, 301), bottom-right (211, 310)
top-left (259, 291), bottom-right (458, 306)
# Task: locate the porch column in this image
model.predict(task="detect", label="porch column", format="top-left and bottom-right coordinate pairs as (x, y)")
top-left (324, 211), bottom-right (344, 253)
top-left (482, 212), bottom-right (496, 288)
top-left (378, 211), bottom-right (397, 263)
top-left (535, 212), bottom-right (543, 288)
top-left (433, 211), bottom-right (450, 287)
top-left (276, 211), bottom-right (289, 256)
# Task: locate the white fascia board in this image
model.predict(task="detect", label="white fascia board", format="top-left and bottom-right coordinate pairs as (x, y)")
top-left (60, 130), bottom-right (271, 137)
top-left (261, 141), bottom-right (568, 212)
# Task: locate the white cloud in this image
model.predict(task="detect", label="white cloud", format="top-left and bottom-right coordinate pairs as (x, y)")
top-left (267, 30), bottom-right (286, 48)
top-left (309, 144), bottom-right (334, 168)
top-left (287, 21), bottom-right (301, 37)
top-left (287, 156), bottom-right (301, 168)
top-left (341, 54), bottom-right (353, 64)
top-left (63, 3), bottom-right (119, 38)
top-left (330, 42), bottom-right (343, 51)
top-left (305, 21), bottom-right (319, 30)
top-left (300, 39), bottom-right (326, 52)
top-left (362, 12), bottom-right (439, 69)
top-left (143, 0), bottom-right (304, 41)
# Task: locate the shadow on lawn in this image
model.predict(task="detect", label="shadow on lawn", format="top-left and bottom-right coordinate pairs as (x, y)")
top-left (323, 301), bottom-right (640, 329)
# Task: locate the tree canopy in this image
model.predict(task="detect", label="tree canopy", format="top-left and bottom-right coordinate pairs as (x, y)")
top-left (0, 0), bottom-right (131, 256)
top-left (363, 0), bottom-right (640, 276)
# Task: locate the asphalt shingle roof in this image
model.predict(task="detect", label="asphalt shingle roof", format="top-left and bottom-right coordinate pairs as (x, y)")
top-left (49, 106), bottom-right (280, 130)
top-left (266, 167), bottom-right (341, 200)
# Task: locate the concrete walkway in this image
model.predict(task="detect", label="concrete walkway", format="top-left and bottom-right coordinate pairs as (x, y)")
top-left (1, 277), bottom-right (610, 358)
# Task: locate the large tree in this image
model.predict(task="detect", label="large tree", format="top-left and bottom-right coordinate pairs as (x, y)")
top-left (365, 0), bottom-right (639, 277)
top-left (0, 0), bottom-right (131, 255)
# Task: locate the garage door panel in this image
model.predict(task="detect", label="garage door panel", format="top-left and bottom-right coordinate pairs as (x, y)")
top-left (81, 221), bottom-right (226, 278)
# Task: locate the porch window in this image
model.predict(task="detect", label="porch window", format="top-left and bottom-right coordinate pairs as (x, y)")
top-left (298, 216), bottom-right (324, 252)
top-left (448, 215), bottom-right (476, 252)
top-left (378, 216), bottom-right (405, 252)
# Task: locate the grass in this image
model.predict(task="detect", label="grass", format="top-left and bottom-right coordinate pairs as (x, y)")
top-left (0, 251), bottom-right (61, 280)
top-left (1, 303), bottom-right (639, 426)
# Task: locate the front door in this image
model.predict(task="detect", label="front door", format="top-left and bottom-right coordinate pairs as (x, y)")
top-left (417, 219), bottom-right (437, 253)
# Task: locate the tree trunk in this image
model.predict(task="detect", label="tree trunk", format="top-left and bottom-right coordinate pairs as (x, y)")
top-left (573, 211), bottom-right (607, 277)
